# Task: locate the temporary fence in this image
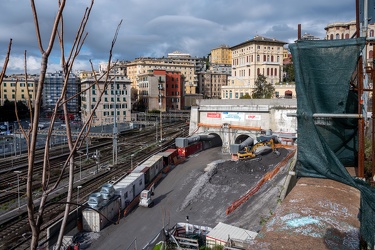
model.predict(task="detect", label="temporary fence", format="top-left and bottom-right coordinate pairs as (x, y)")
top-left (226, 149), bottom-right (296, 215)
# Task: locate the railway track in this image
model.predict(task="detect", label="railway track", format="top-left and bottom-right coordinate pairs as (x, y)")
top-left (0, 121), bottom-right (189, 249)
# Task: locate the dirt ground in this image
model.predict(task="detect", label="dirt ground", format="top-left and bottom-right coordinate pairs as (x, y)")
top-left (177, 147), bottom-right (292, 232)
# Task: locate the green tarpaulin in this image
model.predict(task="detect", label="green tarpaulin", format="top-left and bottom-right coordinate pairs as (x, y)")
top-left (290, 38), bottom-right (375, 248)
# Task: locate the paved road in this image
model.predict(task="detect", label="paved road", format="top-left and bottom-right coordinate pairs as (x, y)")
top-left (76, 146), bottom-right (292, 249)
top-left (80, 147), bottom-right (229, 249)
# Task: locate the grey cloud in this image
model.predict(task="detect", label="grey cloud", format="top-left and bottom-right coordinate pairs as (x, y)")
top-left (0, 0), bottom-right (356, 74)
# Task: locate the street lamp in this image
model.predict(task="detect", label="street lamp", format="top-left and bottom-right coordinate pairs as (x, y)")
top-left (14, 170), bottom-right (22, 209)
top-left (77, 185), bottom-right (82, 217)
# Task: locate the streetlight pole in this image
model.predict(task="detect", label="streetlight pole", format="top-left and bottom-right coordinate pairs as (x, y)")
top-left (14, 170), bottom-right (22, 209)
top-left (80, 154), bottom-right (82, 181)
top-left (77, 185), bottom-right (82, 218)
top-left (85, 126), bottom-right (89, 160)
top-left (113, 75), bottom-right (118, 166)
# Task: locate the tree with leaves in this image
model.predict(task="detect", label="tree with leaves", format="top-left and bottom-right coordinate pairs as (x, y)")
top-left (239, 93), bottom-right (251, 99)
top-left (283, 56), bottom-right (295, 83)
top-left (252, 74), bottom-right (275, 99)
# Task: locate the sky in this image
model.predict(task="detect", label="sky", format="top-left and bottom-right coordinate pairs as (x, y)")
top-left (0, 0), bottom-right (355, 74)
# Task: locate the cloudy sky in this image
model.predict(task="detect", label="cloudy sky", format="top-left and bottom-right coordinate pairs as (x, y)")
top-left (0, 0), bottom-right (355, 74)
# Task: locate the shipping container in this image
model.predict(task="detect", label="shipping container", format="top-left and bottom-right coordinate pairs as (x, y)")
top-left (113, 172), bottom-right (145, 210)
top-left (82, 195), bottom-right (120, 232)
top-left (177, 141), bottom-right (203, 157)
top-left (133, 155), bottom-right (163, 185)
top-left (156, 148), bottom-right (178, 166)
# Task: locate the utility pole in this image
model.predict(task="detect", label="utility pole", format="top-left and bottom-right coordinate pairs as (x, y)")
top-left (14, 170), bottom-right (22, 209)
top-left (158, 78), bottom-right (163, 142)
top-left (113, 73), bottom-right (118, 165)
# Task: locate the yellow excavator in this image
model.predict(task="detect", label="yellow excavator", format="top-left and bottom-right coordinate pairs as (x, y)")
top-left (237, 138), bottom-right (279, 159)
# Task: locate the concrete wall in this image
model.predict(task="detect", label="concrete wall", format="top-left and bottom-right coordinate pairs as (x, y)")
top-left (189, 99), bottom-right (297, 153)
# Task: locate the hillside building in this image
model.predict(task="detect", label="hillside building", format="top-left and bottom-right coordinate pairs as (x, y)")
top-left (210, 45), bottom-right (232, 65)
top-left (222, 35), bottom-right (286, 99)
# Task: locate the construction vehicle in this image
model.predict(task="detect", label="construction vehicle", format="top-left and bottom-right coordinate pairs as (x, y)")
top-left (139, 184), bottom-right (155, 208)
top-left (237, 138), bottom-right (279, 159)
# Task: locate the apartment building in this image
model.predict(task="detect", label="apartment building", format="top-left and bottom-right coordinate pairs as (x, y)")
top-left (1, 74), bottom-right (38, 106)
top-left (222, 35), bottom-right (286, 99)
top-left (80, 72), bottom-right (131, 127)
top-left (43, 71), bottom-right (80, 114)
top-left (137, 69), bottom-right (184, 111)
top-left (210, 45), bottom-right (232, 65)
top-left (123, 53), bottom-right (202, 96)
top-left (197, 71), bottom-right (229, 99)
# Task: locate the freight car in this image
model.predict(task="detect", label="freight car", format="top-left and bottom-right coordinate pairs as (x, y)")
top-left (177, 141), bottom-right (203, 157)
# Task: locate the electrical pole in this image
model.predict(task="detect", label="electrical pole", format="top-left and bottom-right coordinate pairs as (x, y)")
top-left (113, 74), bottom-right (118, 165)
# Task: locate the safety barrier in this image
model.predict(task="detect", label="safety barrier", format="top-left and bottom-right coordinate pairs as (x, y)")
top-left (226, 149), bottom-right (296, 215)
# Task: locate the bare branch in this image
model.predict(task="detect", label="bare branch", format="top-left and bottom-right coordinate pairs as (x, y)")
top-left (0, 39), bottom-right (12, 106)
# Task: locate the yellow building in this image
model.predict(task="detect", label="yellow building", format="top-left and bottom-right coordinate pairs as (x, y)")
top-left (210, 45), bottom-right (232, 64)
top-left (1, 74), bottom-right (38, 106)
top-left (222, 35), bottom-right (287, 99)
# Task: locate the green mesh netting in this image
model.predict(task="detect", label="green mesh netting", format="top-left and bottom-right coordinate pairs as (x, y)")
top-left (290, 38), bottom-right (375, 248)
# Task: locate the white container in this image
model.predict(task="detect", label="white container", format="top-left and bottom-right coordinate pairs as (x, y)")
top-left (113, 172), bottom-right (145, 210)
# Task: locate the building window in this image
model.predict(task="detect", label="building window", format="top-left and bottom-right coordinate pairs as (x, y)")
top-left (335, 33), bottom-right (340, 39)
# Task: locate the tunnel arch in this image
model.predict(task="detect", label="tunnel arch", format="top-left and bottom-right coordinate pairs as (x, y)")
top-left (207, 133), bottom-right (223, 147)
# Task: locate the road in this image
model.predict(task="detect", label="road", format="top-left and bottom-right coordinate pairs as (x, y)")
top-left (75, 146), bottom-right (292, 249)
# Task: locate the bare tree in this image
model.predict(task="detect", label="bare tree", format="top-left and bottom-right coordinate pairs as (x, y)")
top-left (0, 39), bottom-right (12, 106)
top-left (1, 1), bottom-right (124, 249)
